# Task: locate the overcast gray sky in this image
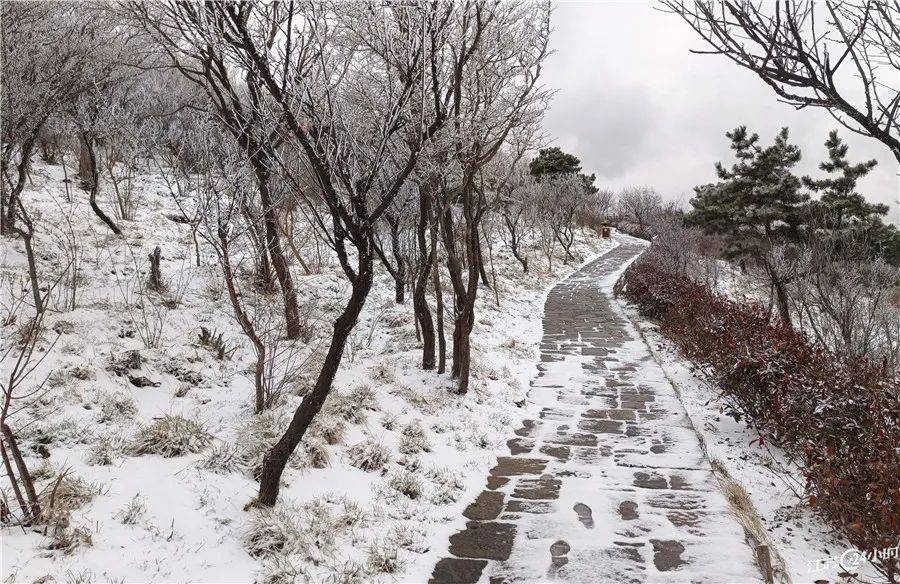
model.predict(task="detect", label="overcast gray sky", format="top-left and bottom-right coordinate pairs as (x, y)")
top-left (542, 1), bottom-right (900, 220)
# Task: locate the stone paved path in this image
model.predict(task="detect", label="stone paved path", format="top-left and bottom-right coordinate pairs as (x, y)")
top-left (430, 239), bottom-right (761, 584)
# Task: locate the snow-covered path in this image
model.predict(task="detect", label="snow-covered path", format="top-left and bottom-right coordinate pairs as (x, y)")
top-left (429, 239), bottom-right (762, 583)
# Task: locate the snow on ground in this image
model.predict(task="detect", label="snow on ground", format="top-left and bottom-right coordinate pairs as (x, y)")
top-left (0, 160), bottom-right (616, 583)
top-left (620, 307), bottom-right (882, 584)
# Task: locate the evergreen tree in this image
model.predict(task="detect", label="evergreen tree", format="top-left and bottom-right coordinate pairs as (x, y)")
top-left (529, 146), bottom-right (598, 193)
top-left (688, 126), bottom-right (809, 325)
top-left (802, 131), bottom-right (900, 264)
top-left (529, 146), bottom-right (582, 177)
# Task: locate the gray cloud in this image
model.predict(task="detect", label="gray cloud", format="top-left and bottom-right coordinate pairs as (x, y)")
top-left (542, 1), bottom-right (899, 219)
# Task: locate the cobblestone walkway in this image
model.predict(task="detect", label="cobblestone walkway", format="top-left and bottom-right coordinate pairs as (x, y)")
top-left (430, 240), bottom-right (761, 583)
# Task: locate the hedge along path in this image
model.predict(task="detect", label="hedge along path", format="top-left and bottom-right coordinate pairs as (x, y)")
top-left (430, 238), bottom-right (764, 584)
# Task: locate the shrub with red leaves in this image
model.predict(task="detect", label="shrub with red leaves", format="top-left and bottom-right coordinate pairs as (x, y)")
top-left (618, 254), bottom-right (900, 582)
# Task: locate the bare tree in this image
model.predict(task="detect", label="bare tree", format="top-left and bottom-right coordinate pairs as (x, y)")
top-left (1, 305), bottom-right (58, 525)
top-left (618, 186), bottom-right (663, 238)
top-left (127, 1), bottom-right (305, 340)
top-left (498, 161), bottom-right (537, 273)
top-left (438, 3), bottom-right (551, 394)
top-left (665, 1), bottom-right (900, 163)
top-left (0, 3), bottom-right (111, 234)
top-left (790, 224), bottom-right (900, 371)
top-left (539, 174), bottom-right (591, 264)
top-left (128, 1), bottom-right (494, 505)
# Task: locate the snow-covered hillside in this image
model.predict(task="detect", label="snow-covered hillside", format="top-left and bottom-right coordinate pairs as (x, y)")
top-left (1, 161), bottom-right (615, 583)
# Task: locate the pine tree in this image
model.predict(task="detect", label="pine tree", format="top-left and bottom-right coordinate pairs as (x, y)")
top-left (688, 126), bottom-right (809, 325)
top-left (529, 147), bottom-right (582, 177)
top-left (529, 146), bottom-right (598, 193)
top-left (802, 131), bottom-right (900, 264)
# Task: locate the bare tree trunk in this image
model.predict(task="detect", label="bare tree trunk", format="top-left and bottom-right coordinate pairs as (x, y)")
top-left (148, 246), bottom-right (164, 292)
top-left (504, 214), bottom-right (528, 273)
top-left (413, 185), bottom-right (436, 369)
top-left (258, 253), bottom-right (374, 506)
top-left (19, 227), bottom-right (42, 314)
top-left (440, 186), bottom-right (481, 393)
top-left (1, 136), bottom-right (37, 235)
top-left (0, 439), bottom-right (29, 520)
top-left (432, 225), bottom-right (447, 374)
top-left (474, 226), bottom-right (490, 287)
top-left (250, 160), bottom-right (302, 340)
top-left (219, 232), bottom-right (267, 413)
top-left (373, 214), bottom-right (407, 304)
top-left (77, 134), bottom-right (93, 190)
top-left (80, 133), bottom-right (121, 236)
top-left (1, 423), bottom-right (40, 522)
top-left (773, 278), bottom-right (792, 328)
top-left (440, 206), bottom-right (466, 380)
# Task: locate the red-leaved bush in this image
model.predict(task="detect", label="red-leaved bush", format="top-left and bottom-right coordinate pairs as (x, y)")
top-left (617, 255), bottom-right (900, 582)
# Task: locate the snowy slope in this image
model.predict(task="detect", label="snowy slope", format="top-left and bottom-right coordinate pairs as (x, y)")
top-left (0, 160), bottom-right (615, 583)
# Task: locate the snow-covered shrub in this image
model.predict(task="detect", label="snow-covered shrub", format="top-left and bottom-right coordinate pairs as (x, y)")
top-left (198, 442), bottom-right (244, 474)
top-left (115, 495), bottom-right (145, 525)
top-left (245, 499), bottom-right (342, 565)
top-left (129, 415), bottom-right (212, 457)
top-left (85, 435), bottom-right (124, 466)
top-left (324, 390), bottom-right (362, 424)
top-left (68, 365), bottom-right (93, 381)
top-left (388, 470), bottom-right (423, 500)
top-left (386, 523), bottom-right (427, 553)
top-left (368, 361), bottom-right (395, 384)
top-left (620, 252), bottom-right (900, 577)
top-left (107, 350), bottom-right (142, 377)
top-left (379, 411), bottom-right (397, 430)
top-left (48, 368), bottom-right (72, 389)
top-left (234, 410), bottom-right (305, 478)
top-left (259, 555), bottom-right (308, 584)
top-left (47, 525), bottom-right (93, 555)
top-left (97, 391), bottom-right (138, 423)
top-left (244, 505), bottom-right (306, 558)
top-left (398, 420), bottom-right (430, 455)
top-left (325, 384), bottom-right (378, 425)
top-left (348, 384), bottom-right (378, 411)
top-left (346, 438), bottom-right (389, 472)
top-left (24, 418), bottom-right (93, 448)
top-left (334, 497), bottom-right (368, 532)
top-left (63, 568), bottom-right (95, 584)
top-left (302, 436), bottom-right (330, 469)
top-left (309, 414), bottom-right (346, 446)
top-left (425, 467), bottom-right (464, 505)
top-left (38, 472), bottom-right (101, 532)
top-left (366, 539), bottom-right (405, 574)
top-left (320, 560), bottom-right (368, 584)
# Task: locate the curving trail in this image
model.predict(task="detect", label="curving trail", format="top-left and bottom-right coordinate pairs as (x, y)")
top-left (430, 238), bottom-right (761, 584)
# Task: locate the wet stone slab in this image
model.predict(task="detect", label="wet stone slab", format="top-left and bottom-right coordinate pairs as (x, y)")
top-left (507, 437), bottom-right (534, 455)
top-left (430, 558), bottom-right (487, 584)
top-left (448, 521), bottom-right (517, 561)
top-left (512, 474), bottom-right (562, 500)
top-left (489, 457), bottom-right (548, 478)
top-left (463, 490), bottom-right (505, 521)
top-left (650, 539), bottom-right (688, 571)
top-left (539, 444), bottom-right (571, 461)
top-left (505, 499), bottom-right (554, 514)
top-left (513, 419), bottom-right (541, 438)
top-left (578, 418), bottom-right (625, 434)
top-left (584, 408), bottom-right (637, 421)
top-left (544, 431), bottom-right (598, 447)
